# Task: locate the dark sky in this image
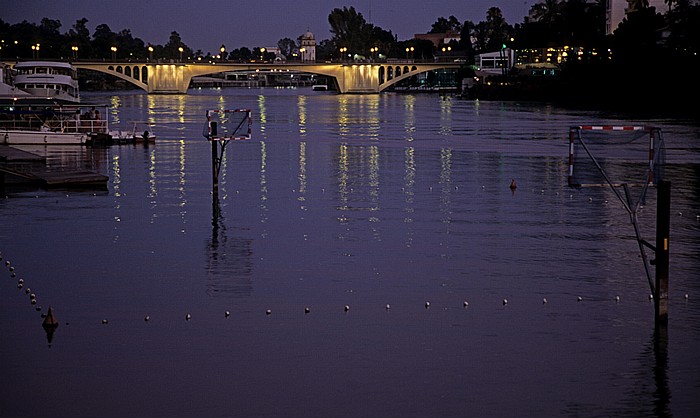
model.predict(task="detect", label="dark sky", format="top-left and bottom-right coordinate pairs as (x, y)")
top-left (5, 0), bottom-right (530, 53)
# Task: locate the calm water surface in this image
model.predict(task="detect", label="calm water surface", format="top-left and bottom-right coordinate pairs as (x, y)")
top-left (1, 88), bottom-right (699, 417)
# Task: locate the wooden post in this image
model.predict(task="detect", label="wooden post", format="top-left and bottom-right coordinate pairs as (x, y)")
top-left (654, 180), bottom-right (670, 325)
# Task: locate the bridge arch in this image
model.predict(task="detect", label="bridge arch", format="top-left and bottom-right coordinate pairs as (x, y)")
top-left (73, 61), bottom-right (461, 94)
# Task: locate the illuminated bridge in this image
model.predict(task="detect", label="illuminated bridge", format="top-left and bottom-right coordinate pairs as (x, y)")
top-left (71, 61), bottom-right (462, 94)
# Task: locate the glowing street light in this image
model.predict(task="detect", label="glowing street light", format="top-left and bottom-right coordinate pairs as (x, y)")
top-left (405, 46), bottom-right (414, 60)
top-left (370, 46), bottom-right (378, 61)
top-left (178, 46), bottom-right (184, 62)
top-left (220, 44), bottom-right (226, 61)
top-left (71, 45), bottom-right (78, 60)
top-left (299, 47), bottom-right (306, 62)
top-left (339, 47), bottom-right (348, 62)
top-left (111, 46), bottom-right (117, 61)
top-left (260, 47), bottom-right (266, 62)
top-left (32, 44), bottom-right (40, 59)
top-left (148, 45), bottom-right (154, 61)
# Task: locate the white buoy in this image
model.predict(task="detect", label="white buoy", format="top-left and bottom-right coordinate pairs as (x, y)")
top-left (577, 296), bottom-right (583, 302)
top-left (424, 301), bottom-right (430, 309)
top-left (304, 307), bottom-right (310, 314)
top-left (185, 314), bottom-right (191, 320)
top-left (543, 298), bottom-right (548, 304)
top-left (385, 304), bottom-right (391, 310)
top-left (102, 319), bottom-right (108, 324)
top-left (144, 315), bottom-right (150, 322)
top-left (463, 301), bottom-right (469, 307)
top-left (266, 309), bottom-right (272, 315)
top-left (344, 305), bottom-right (350, 312)
top-left (225, 311), bottom-right (230, 317)
top-left (502, 299), bottom-right (508, 305)
top-left (685, 294), bottom-right (689, 299)
top-left (649, 294), bottom-right (654, 300)
top-left (615, 295), bottom-right (620, 302)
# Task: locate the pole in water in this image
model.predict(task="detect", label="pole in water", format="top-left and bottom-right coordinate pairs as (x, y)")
top-left (654, 180), bottom-right (670, 325)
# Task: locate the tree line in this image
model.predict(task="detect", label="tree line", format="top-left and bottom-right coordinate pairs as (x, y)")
top-left (2, 1), bottom-right (695, 65)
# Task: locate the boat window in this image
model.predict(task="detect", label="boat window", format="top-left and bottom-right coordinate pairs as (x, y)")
top-left (36, 68), bottom-right (48, 74)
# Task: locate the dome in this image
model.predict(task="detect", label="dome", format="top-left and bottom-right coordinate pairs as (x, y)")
top-left (301, 31), bottom-right (315, 40)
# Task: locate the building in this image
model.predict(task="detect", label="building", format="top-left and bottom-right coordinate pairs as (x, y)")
top-left (413, 30), bottom-right (461, 48)
top-left (299, 31), bottom-right (316, 63)
top-left (606, 0), bottom-right (670, 34)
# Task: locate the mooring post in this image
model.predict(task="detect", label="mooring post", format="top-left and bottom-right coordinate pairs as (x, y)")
top-left (654, 180), bottom-right (670, 325)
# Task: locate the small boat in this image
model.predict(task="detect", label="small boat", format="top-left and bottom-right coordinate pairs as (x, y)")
top-left (312, 84), bottom-right (328, 91)
top-left (109, 121), bottom-right (156, 144)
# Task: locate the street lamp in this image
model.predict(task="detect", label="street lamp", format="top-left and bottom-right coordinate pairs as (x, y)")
top-left (220, 45), bottom-right (226, 61)
top-left (148, 45), bottom-right (154, 61)
top-left (178, 46), bottom-right (184, 62)
top-left (370, 47), bottom-right (378, 61)
top-left (111, 46), bottom-right (117, 61)
top-left (260, 47), bottom-right (266, 62)
top-left (405, 46), bottom-right (414, 60)
top-left (299, 47), bottom-right (305, 62)
top-left (71, 45), bottom-right (78, 60)
top-left (339, 47), bottom-right (347, 62)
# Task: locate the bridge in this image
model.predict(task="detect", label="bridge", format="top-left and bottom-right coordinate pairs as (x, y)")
top-left (71, 61), bottom-right (462, 94)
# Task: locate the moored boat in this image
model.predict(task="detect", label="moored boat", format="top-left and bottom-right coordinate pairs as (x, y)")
top-left (0, 100), bottom-right (109, 145)
top-left (11, 61), bottom-right (81, 104)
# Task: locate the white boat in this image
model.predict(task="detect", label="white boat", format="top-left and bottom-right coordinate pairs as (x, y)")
top-left (0, 101), bottom-right (109, 145)
top-left (11, 61), bottom-right (81, 104)
top-left (109, 121), bottom-right (156, 144)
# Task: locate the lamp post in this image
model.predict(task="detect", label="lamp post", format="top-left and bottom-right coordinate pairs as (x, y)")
top-left (111, 46), bottom-right (117, 61)
top-left (299, 47), bottom-right (305, 62)
top-left (178, 46), bottom-right (184, 62)
top-left (260, 47), bottom-right (266, 62)
top-left (339, 47), bottom-right (347, 62)
top-left (220, 45), bottom-right (226, 61)
top-left (71, 45), bottom-right (78, 60)
top-left (370, 47), bottom-right (378, 61)
top-left (148, 45), bottom-right (154, 62)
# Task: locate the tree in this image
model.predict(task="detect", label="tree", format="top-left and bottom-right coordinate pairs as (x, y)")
top-left (277, 37), bottom-right (297, 59)
top-left (328, 6), bottom-right (369, 57)
top-left (430, 16), bottom-right (462, 33)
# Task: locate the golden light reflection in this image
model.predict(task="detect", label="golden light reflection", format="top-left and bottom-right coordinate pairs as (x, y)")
top-left (337, 144), bottom-right (349, 222)
top-left (403, 95), bottom-right (416, 142)
top-left (403, 147), bottom-right (416, 229)
top-left (298, 142), bottom-right (307, 210)
top-left (259, 141), bottom-right (268, 228)
top-left (111, 154), bottom-right (122, 241)
top-left (439, 96), bottom-right (453, 136)
top-left (337, 96), bottom-right (349, 136)
top-left (148, 148), bottom-right (157, 224)
top-left (368, 145), bottom-right (381, 240)
top-left (440, 148), bottom-right (453, 225)
top-left (297, 95), bottom-right (307, 137)
top-left (109, 96), bottom-right (122, 125)
top-left (257, 95), bottom-right (267, 137)
top-left (178, 139), bottom-right (187, 222)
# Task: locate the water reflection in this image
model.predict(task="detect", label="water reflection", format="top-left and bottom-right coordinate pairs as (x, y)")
top-left (205, 197), bottom-right (253, 297)
top-left (298, 95), bottom-right (307, 137)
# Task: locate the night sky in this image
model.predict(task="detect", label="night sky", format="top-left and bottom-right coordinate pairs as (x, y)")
top-left (5, 0), bottom-right (531, 53)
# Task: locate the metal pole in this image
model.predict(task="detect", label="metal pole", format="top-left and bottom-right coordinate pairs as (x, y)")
top-left (655, 180), bottom-right (670, 325)
top-left (211, 139), bottom-right (219, 198)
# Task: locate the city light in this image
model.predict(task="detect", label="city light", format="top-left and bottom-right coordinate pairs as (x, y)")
top-left (71, 45), bottom-right (78, 60)
top-left (111, 46), bottom-right (117, 61)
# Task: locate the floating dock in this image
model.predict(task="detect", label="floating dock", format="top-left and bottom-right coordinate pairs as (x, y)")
top-left (0, 145), bottom-right (108, 188)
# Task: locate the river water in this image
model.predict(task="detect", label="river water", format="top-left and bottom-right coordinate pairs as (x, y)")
top-left (1, 88), bottom-right (699, 417)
